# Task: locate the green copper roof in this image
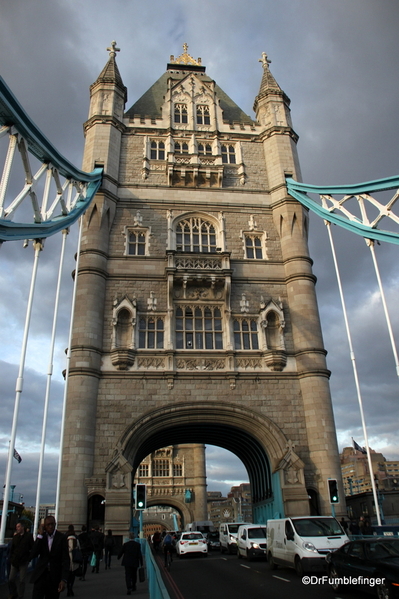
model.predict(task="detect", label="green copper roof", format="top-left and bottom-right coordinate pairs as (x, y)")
top-left (125, 69), bottom-right (254, 125)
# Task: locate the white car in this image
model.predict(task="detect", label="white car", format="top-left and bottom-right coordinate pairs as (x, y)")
top-left (176, 531), bottom-right (208, 557)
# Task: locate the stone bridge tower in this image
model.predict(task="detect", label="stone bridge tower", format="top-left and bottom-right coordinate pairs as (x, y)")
top-left (58, 44), bottom-right (344, 534)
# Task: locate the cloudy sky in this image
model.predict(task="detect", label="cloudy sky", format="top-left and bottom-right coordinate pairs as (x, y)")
top-left (1, 0), bottom-right (399, 506)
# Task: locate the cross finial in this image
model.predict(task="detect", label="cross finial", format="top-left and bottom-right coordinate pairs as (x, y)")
top-left (183, 42), bottom-right (189, 54)
top-left (259, 52), bottom-right (271, 68)
top-left (107, 40), bottom-right (120, 57)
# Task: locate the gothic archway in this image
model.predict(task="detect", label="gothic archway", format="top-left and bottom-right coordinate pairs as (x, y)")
top-left (113, 402), bottom-right (309, 522)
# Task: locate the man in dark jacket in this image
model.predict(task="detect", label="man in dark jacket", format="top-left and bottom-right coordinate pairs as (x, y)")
top-left (8, 521), bottom-right (34, 599)
top-left (117, 533), bottom-right (143, 595)
top-left (30, 516), bottom-right (70, 599)
top-left (89, 526), bottom-right (104, 573)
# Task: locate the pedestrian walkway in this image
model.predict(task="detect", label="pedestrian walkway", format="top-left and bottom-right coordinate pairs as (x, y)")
top-left (0, 559), bottom-right (150, 599)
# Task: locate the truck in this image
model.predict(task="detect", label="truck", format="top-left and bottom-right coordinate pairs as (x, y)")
top-left (267, 516), bottom-right (349, 575)
top-left (185, 520), bottom-right (215, 534)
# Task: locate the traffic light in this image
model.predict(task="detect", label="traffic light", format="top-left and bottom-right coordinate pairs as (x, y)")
top-left (328, 479), bottom-right (339, 504)
top-left (136, 484), bottom-right (147, 510)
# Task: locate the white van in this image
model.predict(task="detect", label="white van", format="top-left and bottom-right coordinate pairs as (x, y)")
top-left (236, 524), bottom-right (267, 560)
top-left (219, 522), bottom-right (242, 554)
top-left (267, 516), bottom-right (349, 575)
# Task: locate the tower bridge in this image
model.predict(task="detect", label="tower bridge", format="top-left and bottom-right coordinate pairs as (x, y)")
top-left (1, 44), bottom-right (398, 541)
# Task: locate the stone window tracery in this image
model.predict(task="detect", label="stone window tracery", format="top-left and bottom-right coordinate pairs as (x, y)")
top-left (221, 144), bottom-right (236, 164)
top-left (174, 104), bottom-right (188, 124)
top-left (139, 464), bottom-right (149, 477)
top-left (175, 141), bottom-right (189, 154)
top-left (198, 143), bottom-right (212, 155)
top-left (173, 463), bottom-right (183, 477)
top-left (176, 217), bottom-right (217, 253)
top-left (150, 140), bottom-right (165, 160)
top-left (138, 316), bottom-right (164, 349)
top-left (176, 305), bottom-right (223, 350)
top-left (153, 459), bottom-right (170, 477)
top-left (233, 319), bottom-right (259, 350)
top-left (245, 235), bottom-right (263, 259)
top-left (127, 230), bottom-right (147, 255)
top-left (196, 105), bottom-right (210, 125)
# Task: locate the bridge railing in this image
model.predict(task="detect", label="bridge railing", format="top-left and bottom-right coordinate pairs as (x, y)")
top-left (140, 540), bottom-right (171, 599)
top-left (286, 176), bottom-right (399, 245)
top-left (0, 76), bottom-right (102, 242)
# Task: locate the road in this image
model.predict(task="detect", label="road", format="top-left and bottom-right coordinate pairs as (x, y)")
top-left (155, 550), bottom-right (368, 599)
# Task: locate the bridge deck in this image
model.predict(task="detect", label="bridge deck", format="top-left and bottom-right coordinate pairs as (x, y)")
top-left (0, 559), bottom-right (150, 599)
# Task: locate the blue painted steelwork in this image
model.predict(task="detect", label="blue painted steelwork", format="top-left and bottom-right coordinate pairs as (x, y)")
top-left (253, 471), bottom-right (284, 524)
top-left (0, 76), bottom-right (102, 241)
top-left (139, 539), bottom-right (171, 599)
top-left (286, 177), bottom-right (399, 245)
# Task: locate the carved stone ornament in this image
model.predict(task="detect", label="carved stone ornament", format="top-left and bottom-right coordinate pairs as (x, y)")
top-left (112, 472), bottom-right (126, 489)
top-left (264, 349), bottom-right (287, 372)
top-left (111, 348), bottom-right (135, 370)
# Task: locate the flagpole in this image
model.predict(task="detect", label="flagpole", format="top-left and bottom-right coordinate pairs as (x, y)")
top-left (0, 240), bottom-right (43, 544)
top-left (325, 222), bottom-right (382, 526)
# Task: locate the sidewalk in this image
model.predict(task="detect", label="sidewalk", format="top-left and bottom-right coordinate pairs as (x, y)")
top-left (0, 560), bottom-right (150, 599)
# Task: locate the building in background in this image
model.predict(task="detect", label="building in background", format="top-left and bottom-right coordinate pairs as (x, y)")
top-left (208, 483), bottom-right (253, 527)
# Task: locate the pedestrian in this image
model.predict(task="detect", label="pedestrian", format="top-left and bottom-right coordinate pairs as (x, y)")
top-left (29, 515), bottom-right (69, 599)
top-left (117, 532), bottom-right (143, 595)
top-left (162, 532), bottom-right (174, 567)
top-left (66, 524), bottom-right (81, 597)
top-left (364, 518), bottom-right (373, 536)
top-left (8, 521), bottom-right (34, 599)
top-left (339, 517), bottom-right (348, 532)
top-left (359, 516), bottom-right (366, 536)
top-left (104, 529), bottom-right (115, 569)
top-left (77, 525), bottom-right (92, 581)
top-left (152, 530), bottom-right (161, 552)
top-left (90, 525), bottom-right (104, 573)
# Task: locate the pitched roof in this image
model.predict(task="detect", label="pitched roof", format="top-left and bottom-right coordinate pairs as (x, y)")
top-left (125, 67), bottom-right (254, 125)
top-left (92, 55), bottom-right (127, 101)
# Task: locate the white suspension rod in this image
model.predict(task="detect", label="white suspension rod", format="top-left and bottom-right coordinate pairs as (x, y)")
top-left (55, 219), bottom-right (83, 523)
top-left (325, 221), bottom-right (381, 526)
top-left (33, 229), bottom-right (68, 537)
top-left (0, 240), bottom-right (43, 544)
top-left (366, 239), bottom-right (399, 377)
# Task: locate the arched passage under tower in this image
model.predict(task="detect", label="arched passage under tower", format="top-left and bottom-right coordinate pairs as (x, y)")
top-left (103, 402), bottom-right (311, 533)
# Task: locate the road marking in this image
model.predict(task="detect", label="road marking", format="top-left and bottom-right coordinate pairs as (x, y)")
top-left (272, 575), bottom-right (291, 582)
top-left (240, 564), bottom-right (251, 569)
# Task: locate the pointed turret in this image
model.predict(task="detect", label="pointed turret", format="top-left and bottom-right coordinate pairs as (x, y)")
top-left (94, 41), bottom-right (126, 93)
top-left (255, 52), bottom-right (282, 102)
top-left (83, 41), bottom-right (126, 177)
top-left (253, 52), bottom-right (292, 131)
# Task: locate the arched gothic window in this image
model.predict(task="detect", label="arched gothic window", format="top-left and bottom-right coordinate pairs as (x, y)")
top-left (128, 231), bottom-right (146, 255)
top-left (221, 144), bottom-right (236, 164)
top-left (176, 217), bottom-right (217, 253)
top-left (196, 105), bottom-right (210, 125)
top-left (175, 142), bottom-right (189, 154)
top-left (198, 143), bottom-right (212, 155)
top-left (174, 104), bottom-right (188, 124)
top-left (245, 235), bottom-right (263, 259)
top-left (150, 140), bottom-right (165, 160)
